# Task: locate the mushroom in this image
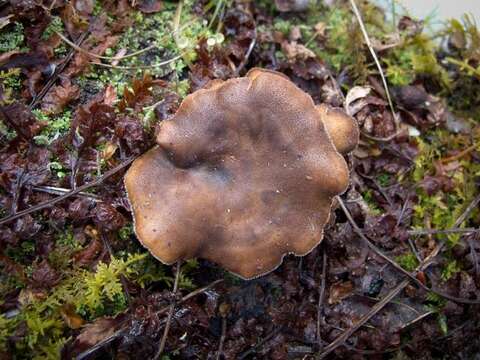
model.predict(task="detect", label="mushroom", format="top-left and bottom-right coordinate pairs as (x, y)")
top-left (124, 68), bottom-right (359, 279)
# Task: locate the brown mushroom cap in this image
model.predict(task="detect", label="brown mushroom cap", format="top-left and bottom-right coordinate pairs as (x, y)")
top-left (124, 68), bottom-right (358, 279)
top-left (317, 104), bottom-right (359, 154)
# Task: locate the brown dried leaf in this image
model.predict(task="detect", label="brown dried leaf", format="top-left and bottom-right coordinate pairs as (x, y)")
top-left (31, 259), bottom-right (60, 288)
top-left (41, 78), bottom-right (80, 115)
top-left (328, 281), bottom-right (354, 304)
top-left (61, 304), bottom-right (85, 329)
top-left (137, 0), bottom-right (163, 13)
top-left (70, 314), bottom-right (127, 356)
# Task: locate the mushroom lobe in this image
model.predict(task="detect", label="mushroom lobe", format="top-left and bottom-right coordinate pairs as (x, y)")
top-left (124, 68), bottom-right (358, 279)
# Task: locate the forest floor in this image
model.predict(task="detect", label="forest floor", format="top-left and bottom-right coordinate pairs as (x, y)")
top-left (0, 0), bottom-right (479, 359)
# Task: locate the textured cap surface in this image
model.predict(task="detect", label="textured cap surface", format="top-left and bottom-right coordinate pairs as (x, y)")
top-left (124, 68), bottom-right (357, 279)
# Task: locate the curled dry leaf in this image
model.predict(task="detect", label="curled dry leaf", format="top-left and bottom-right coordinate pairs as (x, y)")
top-left (345, 86), bottom-right (372, 116)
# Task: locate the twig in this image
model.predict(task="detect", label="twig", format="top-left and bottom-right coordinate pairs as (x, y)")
top-left (216, 317), bottom-right (227, 360)
top-left (29, 31), bottom-right (89, 109)
top-left (235, 30), bottom-right (257, 76)
top-left (349, 0), bottom-right (398, 132)
top-left (454, 194), bottom-right (480, 227)
top-left (76, 279), bottom-right (223, 360)
top-left (76, 329), bottom-right (126, 360)
top-left (154, 261), bottom-right (182, 360)
top-left (336, 196), bottom-right (480, 304)
top-left (317, 249), bottom-right (327, 350)
top-left (440, 142), bottom-right (479, 163)
top-left (400, 310), bottom-right (434, 330)
top-left (395, 193), bottom-right (411, 228)
top-left (155, 279), bottom-right (224, 316)
top-left (317, 240), bottom-right (444, 358)
top-left (90, 54), bottom-right (183, 70)
top-left (238, 327), bottom-right (283, 360)
top-left (55, 22), bottom-right (193, 62)
top-left (408, 228), bottom-right (479, 236)
top-left (31, 185), bottom-right (102, 201)
top-left (316, 278), bottom-right (409, 359)
top-left (0, 157), bottom-right (135, 226)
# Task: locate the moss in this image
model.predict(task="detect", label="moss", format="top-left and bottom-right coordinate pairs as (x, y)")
top-left (362, 189), bottom-right (383, 215)
top-left (5, 240), bottom-right (36, 264)
top-left (395, 252), bottom-right (419, 272)
top-left (42, 17), bottom-right (64, 40)
top-left (41, 16), bottom-right (67, 56)
top-left (441, 259), bottom-right (462, 281)
top-left (0, 68), bottom-right (23, 106)
top-left (0, 22), bottom-right (25, 53)
top-left (84, 2), bottom-right (211, 96)
top-left (118, 224), bottom-right (134, 241)
top-left (0, 253), bottom-right (149, 357)
top-left (48, 228), bottom-right (81, 270)
top-left (411, 131), bottom-right (480, 246)
top-left (377, 173), bottom-right (391, 187)
top-left (32, 110), bottom-right (72, 146)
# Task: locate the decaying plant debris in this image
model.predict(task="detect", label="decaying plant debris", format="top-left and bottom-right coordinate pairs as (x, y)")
top-left (0, 0), bottom-right (479, 359)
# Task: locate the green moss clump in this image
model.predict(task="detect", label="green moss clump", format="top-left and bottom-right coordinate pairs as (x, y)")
top-left (411, 131), bottom-right (480, 247)
top-left (395, 252), bottom-right (419, 272)
top-left (32, 110), bottom-right (72, 146)
top-left (0, 22), bottom-right (25, 53)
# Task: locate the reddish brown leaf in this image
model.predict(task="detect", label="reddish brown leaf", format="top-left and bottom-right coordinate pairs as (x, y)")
top-left (328, 281), bottom-right (354, 304)
top-left (61, 304), bottom-right (85, 329)
top-left (31, 259), bottom-right (60, 288)
top-left (70, 314), bottom-right (127, 356)
top-left (137, 0), bottom-right (163, 13)
top-left (41, 78), bottom-right (80, 115)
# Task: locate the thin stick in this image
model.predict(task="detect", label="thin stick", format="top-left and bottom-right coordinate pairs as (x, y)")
top-left (316, 278), bottom-right (409, 359)
top-left (454, 194), bottom-right (480, 227)
top-left (408, 228), bottom-right (479, 236)
top-left (235, 30), bottom-right (257, 76)
top-left (400, 310), bottom-right (434, 330)
top-left (0, 157), bottom-right (135, 226)
top-left (238, 327), bottom-right (283, 360)
top-left (317, 242), bottom-right (443, 358)
top-left (31, 185), bottom-right (102, 201)
top-left (155, 279), bottom-right (224, 316)
top-left (90, 54), bottom-right (182, 70)
top-left (349, 0), bottom-right (398, 127)
top-left (216, 317), bottom-right (227, 360)
top-left (154, 261), bottom-right (182, 359)
top-left (336, 196), bottom-right (480, 304)
top-left (440, 142), bottom-right (479, 163)
top-left (29, 31), bottom-right (89, 109)
top-left (317, 249), bottom-right (327, 350)
top-left (55, 22), bottom-right (193, 62)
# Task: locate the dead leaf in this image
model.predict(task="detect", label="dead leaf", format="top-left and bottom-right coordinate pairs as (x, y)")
top-left (345, 86), bottom-right (371, 116)
top-left (70, 314), bottom-right (127, 356)
top-left (31, 259), bottom-right (60, 288)
top-left (137, 0), bottom-right (163, 13)
top-left (275, 0), bottom-right (309, 12)
top-left (281, 41), bottom-right (315, 60)
top-left (328, 281), bottom-right (354, 304)
top-left (41, 78), bottom-right (80, 115)
top-left (61, 304), bottom-right (85, 329)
